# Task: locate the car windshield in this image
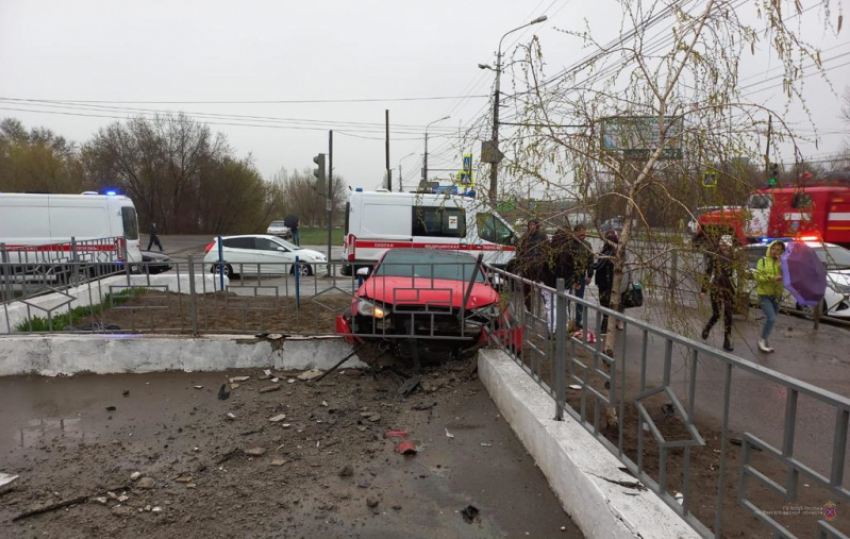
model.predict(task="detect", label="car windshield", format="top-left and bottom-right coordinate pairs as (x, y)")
top-left (270, 221), bottom-right (286, 227)
top-left (815, 246), bottom-right (850, 270)
top-left (273, 238), bottom-right (300, 251)
top-left (374, 251), bottom-right (485, 282)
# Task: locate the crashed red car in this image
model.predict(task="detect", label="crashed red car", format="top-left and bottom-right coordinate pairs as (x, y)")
top-left (335, 249), bottom-right (522, 360)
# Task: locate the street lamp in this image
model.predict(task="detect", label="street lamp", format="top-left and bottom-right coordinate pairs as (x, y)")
top-left (423, 115), bottom-right (450, 188)
top-left (397, 151), bottom-right (416, 192)
top-left (480, 15), bottom-right (548, 202)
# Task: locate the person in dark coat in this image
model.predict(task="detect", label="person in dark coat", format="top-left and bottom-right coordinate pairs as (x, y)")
top-left (593, 230), bottom-right (621, 334)
top-left (517, 219), bottom-right (548, 312)
top-left (700, 235), bottom-right (737, 352)
top-left (567, 224), bottom-right (594, 328)
top-left (147, 222), bottom-right (163, 252)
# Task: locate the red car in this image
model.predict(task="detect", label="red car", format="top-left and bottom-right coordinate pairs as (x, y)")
top-left (335, 249), bottom-right (522, 362)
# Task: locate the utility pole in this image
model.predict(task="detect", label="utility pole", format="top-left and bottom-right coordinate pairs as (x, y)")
top-left (764, 114), bottom-right (772, 186)
top-left (327, 130), bottom-right (333, 273)
top-left (385, 110), bottom-right (391, 191)
top-left (488, 50), bottom-right (502, 203)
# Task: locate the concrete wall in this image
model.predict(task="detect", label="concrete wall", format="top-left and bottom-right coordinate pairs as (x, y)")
top-left (1, 273), bottom-right (227, 334)
top-left (0, 334), bottom-right (365, 377)
top-left (478, 349), bottom-right (700, 539)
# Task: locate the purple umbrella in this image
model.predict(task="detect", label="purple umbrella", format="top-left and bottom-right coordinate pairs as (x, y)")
top-left (781, 241), bottom-right (827, 307)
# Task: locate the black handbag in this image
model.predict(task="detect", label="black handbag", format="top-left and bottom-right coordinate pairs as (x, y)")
top-left (621, 279), bottom-right (644, 309)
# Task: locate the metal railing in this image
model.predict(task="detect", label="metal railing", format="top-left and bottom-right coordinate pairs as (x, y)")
top-left (0, 237), bottom-right (129, 304)
top-left (484, 266), bottom-right (850, 539)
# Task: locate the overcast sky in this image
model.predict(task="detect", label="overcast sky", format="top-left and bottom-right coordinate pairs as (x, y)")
top-left (1, 0), bottom-right (847, 194)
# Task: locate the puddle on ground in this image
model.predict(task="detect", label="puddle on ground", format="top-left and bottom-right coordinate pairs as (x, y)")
top-left (16, 417), bottom-right (90, 449)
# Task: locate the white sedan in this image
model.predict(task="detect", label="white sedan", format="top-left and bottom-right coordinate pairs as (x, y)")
top-left (204, 235), bottom-right (327, 278)
top-left (741, 240), bottom-right (850, 319)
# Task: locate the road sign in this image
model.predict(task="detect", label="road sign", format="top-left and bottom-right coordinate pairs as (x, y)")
top-left (702, 172), bottom-right (718, 188)
top-left (601, 116), bottom-right (684, 161)
top-left (463, 153), bottom-right (472, 171)
top-left (458, 170), bottom-right (474, 186)
top-left (481, 140), bottom-right (504, 164)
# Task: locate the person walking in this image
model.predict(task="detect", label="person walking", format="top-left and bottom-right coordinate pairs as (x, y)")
top-left (754, 240), bottom-right (786, 353)
top-left (517, 219), bottom-right (549, 313)
top-left (147, 222), bottom-right (163, 252)
top-left (593, 230), bottom-right (621, 335)
top-left (567, 224), bottom-right (594, 329)
top-left (699, 235), bottom-right (737, 352)
top-left (544, 225), bottom-right (577, 335)
top-left (291, 216), bottom-right (301, 246)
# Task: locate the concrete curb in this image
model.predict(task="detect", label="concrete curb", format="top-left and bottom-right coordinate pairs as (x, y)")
top-left (478, 349), bottom-right (700, 539)
top-left (0, 334), bottom-right (365, 376)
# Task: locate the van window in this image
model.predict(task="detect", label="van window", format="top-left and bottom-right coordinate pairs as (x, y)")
top-left (412, 206), bottom-right (467, 238)
top-left (792, 193), bottom-right (812, 209)
top-left (477, 213), bottom-right (514, 245)
top-left (121, 207), bottom-right (139, 240)
top-left (749, 195), bottom-right (771, 210)
top-left (344, 202), bottom-right (350, 235)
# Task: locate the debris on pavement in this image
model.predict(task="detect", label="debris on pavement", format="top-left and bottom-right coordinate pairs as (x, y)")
top-left (226, 412), bottom-right (236, 420)
top-left (675, 492), bottom-right (684, 505)
top-left (268, 414), bottom-right (287, 423)
top-left (397, 375), bottom-right (422, 400)
top-left (105, 406), bottom-right (116, 412)
top-left (270, 458), bottom-right (287, 467)
top-left (395, 441), bottom-right (417, 455)
top-left (129, 472), bottom-right (141, 481)
top-left (244, 447), bottom-right (267, 457)
top-left (413, 402), bottom-right (437, 411)
top-left (217, 384), bottom-right (231, 400)
top-left (136, 477), bottom-right (155, 489)
top-left (461, 505), bottom-right (479, 523)
top-left (298, 369), bottom-right (324, 381)
top-left (338, 465), bottom-right (354, 478)
top-left (0, 473), bottom-right (19, 496)
top-left (385, 430), bottom-right (408, 438)
top-left (122, 390), bottom-right (130, 397)
top-left (193, 385), bottom-right (204, 390)
top-left (568, 384), bottom-right (582, 390)
top-left (445, 428), bottom-right (455, 439)
top-left (258, 384), bottom-right (281, 394)
top-left (366, 496), bottom-right (380, 508)
top-left (229, 376), bottom-right (250, 383)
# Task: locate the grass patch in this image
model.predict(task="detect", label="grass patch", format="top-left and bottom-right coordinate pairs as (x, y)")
top-left (297, 227), bottom-right (344, 246)
top-left (15, 288), bottom-right (146, 332)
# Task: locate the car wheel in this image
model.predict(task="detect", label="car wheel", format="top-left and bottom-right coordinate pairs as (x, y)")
top-left (796, 300), bottom-right (827, 320)
top-left (291, 263), bottom-right (313, 277)
top-left (212, 263), bottom-right (234, 279)
top-left (340, 264), bottom-right (353, 277)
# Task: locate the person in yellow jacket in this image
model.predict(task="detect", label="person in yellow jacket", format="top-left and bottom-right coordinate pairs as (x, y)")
top-left (754, 240), bottom-right (786, 353)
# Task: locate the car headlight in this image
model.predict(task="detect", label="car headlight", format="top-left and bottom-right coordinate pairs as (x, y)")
top-left (357, 299), bottom-right (389, 318)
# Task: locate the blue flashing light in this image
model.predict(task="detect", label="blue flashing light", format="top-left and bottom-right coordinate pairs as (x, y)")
top-left (105, 190), bottom-right (118, 196)
top-left (355, 187), bottom-right (363, 192)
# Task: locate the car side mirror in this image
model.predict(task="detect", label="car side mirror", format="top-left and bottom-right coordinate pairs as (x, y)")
top-left (356, 267), bottom-right (370, 277)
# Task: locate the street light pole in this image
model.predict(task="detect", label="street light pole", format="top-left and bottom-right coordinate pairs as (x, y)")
top-left (397, 151), bottom-right (416, 193)
top-left (423, 115), bottom-right (450, 189)
top-left (481, 15), bottom-right (548, 203)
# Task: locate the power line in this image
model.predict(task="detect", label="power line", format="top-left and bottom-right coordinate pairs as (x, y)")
top-left (9, 95), bottom-right (490, 105)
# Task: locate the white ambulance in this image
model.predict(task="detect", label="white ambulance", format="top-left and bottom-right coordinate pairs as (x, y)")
top-left (341, 189), bottom-right (517, 275)
top-left (0, 192), bottom-right (142, 265)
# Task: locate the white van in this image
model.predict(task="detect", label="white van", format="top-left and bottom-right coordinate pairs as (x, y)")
top-left (0, 192), bottom-right (142, 265)
top-left (341, 190), bottom-right (516, 274)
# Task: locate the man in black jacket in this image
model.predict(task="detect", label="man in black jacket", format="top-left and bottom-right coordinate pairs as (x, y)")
top-left (593, 230), bottom-right (620, 334)
top-left (567, 224), bottom-right (594, 328)
top-left (517, 220), bottom-right (548, 312)
top-left (700, 235), bottom-right (737, 352)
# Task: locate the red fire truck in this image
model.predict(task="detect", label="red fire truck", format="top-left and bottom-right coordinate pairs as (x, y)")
top-left (695, 175), bottom-right (850, 248)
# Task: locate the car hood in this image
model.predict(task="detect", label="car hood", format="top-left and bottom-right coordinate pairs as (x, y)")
top-left (828, 269), bottom-right (850, 287)
top-left (293, 249), bottom-right (325, 260)
top-left (358, 277), bottom-right (499, 310)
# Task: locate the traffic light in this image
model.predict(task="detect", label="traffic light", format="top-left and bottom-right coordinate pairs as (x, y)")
top-left (768, 163), bottom-right (779, 187)
top-left (313, 153), bottom-right (326, 184)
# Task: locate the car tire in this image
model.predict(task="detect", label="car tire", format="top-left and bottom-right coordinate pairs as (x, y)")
top-left (340, 264), bottom-right (353, 277)
top-left (212, 263), bottom-right (235, 279)
top-left (291, 262), bottom-right (313, 277)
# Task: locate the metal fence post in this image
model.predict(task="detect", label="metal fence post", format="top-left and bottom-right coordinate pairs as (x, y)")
top-left (0, 243), bottom-right (9, 304)
top-left (555, 278), bottom-right (567, 421)
top-left (187, 255), bottom-right (199, 336)
top-left (295, 255), bottom-right (301, 310)
top-left (123, 238), bottom-right (131, 286)
top-left (70, 236), bottom-right (79, 286)
top-left (217, 235), bottom-right (225, 292)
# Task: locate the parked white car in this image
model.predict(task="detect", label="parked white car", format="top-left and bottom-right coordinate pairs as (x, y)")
top-left (266, 220), bottom-right (292, 239)
top-left (741, 240), bottom-right (850, 319)
top-left (204, 235), bottom-right (326, 277)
